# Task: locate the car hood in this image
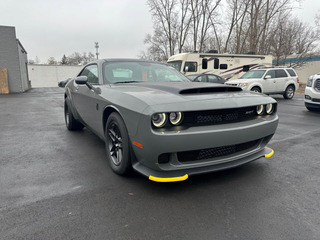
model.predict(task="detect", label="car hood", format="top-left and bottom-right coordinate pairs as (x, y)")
top-left (99, 81), bottom-right (275, 112)
top-left (227, 78), bottom-right (261, 84)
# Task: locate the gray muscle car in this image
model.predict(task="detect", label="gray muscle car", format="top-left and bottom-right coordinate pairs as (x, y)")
top-left (61, 59), bottom-right (278, 182)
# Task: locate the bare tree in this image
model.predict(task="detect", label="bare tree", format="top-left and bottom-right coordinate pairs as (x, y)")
top-left (141, 32), bottom-right (170, 61)
top-left (67, 52), bottom-right (83, 65)
top-left (222, 0), bottom-right (250, 53)
top-left (177, 0), bottom-right (192, 53)
top-left (143, 0), bottom-right (318, 65)
top-left (58, 52), bottom-right (96, 65)
top-left (269, 15), bottom-right (319, 67)
top-left (82, 52), bottom-right (96, 65)
top-left (144, 0), bottom-right (221, 60)
top-left (47, 57), bottom-right (57, 65)
top-left (60, 54), bottom-right (68, 65)
top-left (147, 0), bottom-right (178, 56)
top-left (189, 0), bottom-right (221, 52)
top-left (223, 0), bottom-right (298, 54)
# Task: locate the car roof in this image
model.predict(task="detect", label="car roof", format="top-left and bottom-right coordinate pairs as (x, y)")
top-left (253, 67), bottom-right (295, 70)
top-left (85, 59), bottom-right (167, 66)
top-left (188, 73), bottom-right (220, 76)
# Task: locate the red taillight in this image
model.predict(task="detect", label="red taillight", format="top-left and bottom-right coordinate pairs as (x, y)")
top-left (297, 77), bottom-right (299, 83)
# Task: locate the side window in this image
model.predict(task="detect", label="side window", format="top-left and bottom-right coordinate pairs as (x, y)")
top-left (266, 70), bottom-right (276, 78)
top-left (220, 64), bottom-right (228, 70)
top-left (214, 59), bottom-right (219, 69)
top-left (207, 75), bottom-right (218, 83)
top-left (275, 69), bottom-right (288, 78)
top-left (198, 75), bottom-right (207, 82)
top-left (184, 62), bottom-right (197, 72)
top-left (80, 65), bottom-right (99, 84)
top-left (286, 69), bottom-right (296, 76)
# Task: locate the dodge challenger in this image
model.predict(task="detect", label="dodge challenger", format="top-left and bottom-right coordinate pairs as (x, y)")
top-left (60, 59), bottom-right (278, 182)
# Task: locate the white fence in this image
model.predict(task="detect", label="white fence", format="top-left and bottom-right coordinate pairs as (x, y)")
top-left (28, 64), bottom-right (82, 88)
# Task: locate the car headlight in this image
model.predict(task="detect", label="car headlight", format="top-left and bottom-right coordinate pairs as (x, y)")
top-left (152, 113), bottom-right (167, 128)
top-left (307, 78), bottom-right (313, 87)
top-left (266, 104), bottom-right (274, 114)
top-left (169, 112), bottom-right (183, 125)
top-left (238, 83), bottom-right (248, 88)
top-left (256, 105), bottom-right (264, 115)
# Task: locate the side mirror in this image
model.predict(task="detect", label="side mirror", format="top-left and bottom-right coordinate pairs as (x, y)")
top-left (58, 78), bottom-right (71, 88)
top-left (184, 66), bottom-right (189, 73)
top-left (58, 81), bottom-right (67, 88)
top-left (264, 75), bottom-right (271, 79)
top-left (75, 76), bottom-right (88, 85)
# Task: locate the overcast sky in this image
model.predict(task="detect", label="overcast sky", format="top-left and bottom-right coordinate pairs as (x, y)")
top-left (1, 0), bottom-right (319, 63)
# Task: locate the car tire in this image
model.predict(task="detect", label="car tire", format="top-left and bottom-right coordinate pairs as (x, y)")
top-left (105, 112), bottom-right (132, 175)
top-left (64, 101), bottom-right (84, 131)
top-left (283, 85), bottom-right (295, 99)
top-left (251, 87), bottom-right (261, 93)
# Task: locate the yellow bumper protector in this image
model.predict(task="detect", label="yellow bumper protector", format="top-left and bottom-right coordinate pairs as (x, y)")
top-left (149, 174), bottom-right (188, 182)
top-left (265, 149), bottom-right (274, 158)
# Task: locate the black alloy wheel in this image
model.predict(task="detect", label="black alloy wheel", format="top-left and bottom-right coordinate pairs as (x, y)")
top-left (105, 112), bottom-right (132, 175)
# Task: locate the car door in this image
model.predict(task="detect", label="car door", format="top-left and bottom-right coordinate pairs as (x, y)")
top-left (263, 70), bottom-right (276, 93)
top-left (72, 64), bottom-right (101, 133)
top-left (274, 69), bottom-right (289, 92)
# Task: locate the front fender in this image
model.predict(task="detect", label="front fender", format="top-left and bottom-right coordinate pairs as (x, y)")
top-left (247, 83), bottom-right (264, 92)
top-left (65, 85), bottom-right (82, 122)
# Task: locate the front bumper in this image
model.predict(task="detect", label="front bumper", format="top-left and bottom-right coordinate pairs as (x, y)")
top-left (129, 113), bottom-right (278, 181)
top-left (305, 86), bottom-right (320, 108)
top-left (133, 147), bottom-right (274, 182)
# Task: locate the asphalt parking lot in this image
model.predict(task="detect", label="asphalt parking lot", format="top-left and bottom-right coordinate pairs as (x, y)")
top-left (0, 88), bottom-right (319, 240)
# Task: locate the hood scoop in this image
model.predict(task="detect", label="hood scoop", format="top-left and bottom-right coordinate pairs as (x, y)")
top-left (180, 86), bottom-right (242, 95)
top-left (117, 82), bottom-right (242, 95)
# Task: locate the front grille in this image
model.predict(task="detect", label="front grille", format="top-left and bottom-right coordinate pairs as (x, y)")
top-left (312, 98), bottom-right (320, 103)
top-left (226, 83), bottom-right (238, 87)
top-left (177, 139), bottom-right (260, 162)
top-left (183, 106), bottom-right (257, 126)
top-left (315, 79), bottom-right (320, 91)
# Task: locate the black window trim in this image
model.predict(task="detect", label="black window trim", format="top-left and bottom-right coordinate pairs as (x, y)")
top-left (78, 63), bottom-right (100, 85)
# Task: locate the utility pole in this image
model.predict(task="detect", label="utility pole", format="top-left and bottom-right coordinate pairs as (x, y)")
top-left (95, 42), bottom-right (99, 59)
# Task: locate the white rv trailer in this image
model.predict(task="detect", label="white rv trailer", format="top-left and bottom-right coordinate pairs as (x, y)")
top-left (167, 52), bottom-right (273, 80)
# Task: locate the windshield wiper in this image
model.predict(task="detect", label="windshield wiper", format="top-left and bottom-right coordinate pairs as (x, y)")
top-left (114, 81), bottom-right (141, 84)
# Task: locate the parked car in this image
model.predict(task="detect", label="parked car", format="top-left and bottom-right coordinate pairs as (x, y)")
top-left (60, 59), bottom-right (278, 182)
top-left (58, 78), bottom-right (72, 87)
top-left (305, 74), bottom-right (320, 111)
top-left (225, 67), bottom-right (299, 99)
top-left (186, 73), bottom-right (226, 84)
